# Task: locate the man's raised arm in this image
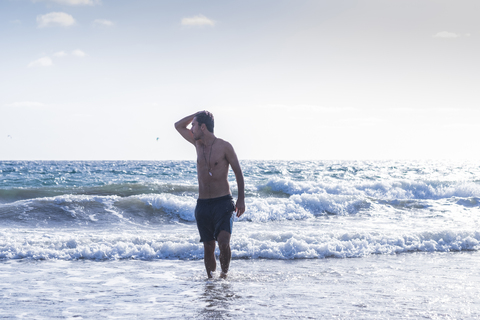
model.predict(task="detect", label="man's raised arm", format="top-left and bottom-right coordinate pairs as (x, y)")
top-left (174, 112), bottom-right (197, 145)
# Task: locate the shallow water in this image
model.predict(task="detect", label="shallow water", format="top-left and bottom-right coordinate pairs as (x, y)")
top-left (2, 252), bottom-right (479, 319)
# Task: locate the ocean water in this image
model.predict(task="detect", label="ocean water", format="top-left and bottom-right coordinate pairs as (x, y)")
top-left (1, 160), bottom-right (480, 319)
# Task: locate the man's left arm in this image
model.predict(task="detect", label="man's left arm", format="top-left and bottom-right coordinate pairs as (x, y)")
top-left (225, 143), bottom-right (245, 217)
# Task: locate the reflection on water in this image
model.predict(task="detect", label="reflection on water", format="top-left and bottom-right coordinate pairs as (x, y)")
top-left (198, 280), bottom-right (239, 319)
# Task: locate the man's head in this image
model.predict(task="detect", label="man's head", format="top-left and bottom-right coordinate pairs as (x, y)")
top-left (194, 111), bottom-right (214, 133)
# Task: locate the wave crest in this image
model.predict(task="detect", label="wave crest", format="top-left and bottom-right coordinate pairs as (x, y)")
top-left (260, 177), bottom-right (480, 200)
top-left (1, 229), bottom-right (478, 261)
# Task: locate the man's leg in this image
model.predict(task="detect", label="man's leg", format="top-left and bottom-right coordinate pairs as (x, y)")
top-left (217, 230), bottom-right (231, 278)
top-left (203, 240), bottom-right (216, 278)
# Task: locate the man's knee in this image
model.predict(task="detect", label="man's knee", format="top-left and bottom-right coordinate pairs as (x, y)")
top-left (203, 240), bottom-right (216, 254)
top-left (217, 231), bottom-right (231, 251)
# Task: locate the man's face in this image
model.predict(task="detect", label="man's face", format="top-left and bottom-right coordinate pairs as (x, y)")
top-left (191, 118), bottom-right (202, 140)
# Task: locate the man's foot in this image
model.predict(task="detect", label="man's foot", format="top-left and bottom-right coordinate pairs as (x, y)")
top-left (220, 271), bottom-right (228, 279)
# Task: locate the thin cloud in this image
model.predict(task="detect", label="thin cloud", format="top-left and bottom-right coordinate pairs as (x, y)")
top-left (260, 104), bottom-right (356, 114)
top-left (443, 123), bottom-right (477, 129)
top-left (6, 101), bottom-right (46, 108)
top-left (181, 14), bottom-right (215, 27)
top-left (72, 49), bottom-right (86, 57)
top-left (33, 0), bottom-right (99, 5)
top-left (391, 107), bottom-right (474, 115)
top-left (28, 56), bottom-right (53, 67)
top-left (433, 31), bottom-right (460, 39)
top-left (296, 105), bottom-right (356, 114)
top-left (73, 113), bottom-right (93, 118)
top-left (37, 12), bottom-right (75, 28)
top-left (337, 117), bottom-right (384, 126)
top-left (53, 51), bottom-right (67, 57)
top-left (93, 19), bottom-right (114, 27)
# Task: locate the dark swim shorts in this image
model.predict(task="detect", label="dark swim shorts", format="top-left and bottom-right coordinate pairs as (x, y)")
top-left (195, 194), bottom-right (235, 242)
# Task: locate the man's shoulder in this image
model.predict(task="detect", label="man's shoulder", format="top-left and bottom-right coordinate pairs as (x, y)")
top-left (216, 138), bottom-right (233, 150)
top-left (216, 137), bottom-right (229, 144)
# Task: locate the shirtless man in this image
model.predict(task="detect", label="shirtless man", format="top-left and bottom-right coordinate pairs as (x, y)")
top-left (175, 111), bottom-right (245, 279)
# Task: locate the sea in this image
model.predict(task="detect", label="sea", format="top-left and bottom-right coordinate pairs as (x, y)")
top-left (1, 160), bottom-right (480, 319)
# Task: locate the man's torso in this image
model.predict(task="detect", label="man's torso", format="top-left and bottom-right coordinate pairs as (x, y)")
top-left (195, 138), bottom-right (231, 199)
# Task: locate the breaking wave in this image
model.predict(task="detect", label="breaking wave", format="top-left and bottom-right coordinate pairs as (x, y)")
top-left (1, 229), bottom-right (478, 261)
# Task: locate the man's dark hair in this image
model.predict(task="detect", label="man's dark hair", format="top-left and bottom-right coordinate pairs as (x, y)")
top-left (196, 111), bottom-right (214, 133)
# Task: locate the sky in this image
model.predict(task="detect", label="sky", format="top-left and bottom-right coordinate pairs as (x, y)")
top-left (1, 0), bottom-right (479, 161)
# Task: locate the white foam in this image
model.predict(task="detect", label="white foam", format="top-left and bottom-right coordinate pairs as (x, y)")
top-left (239, 193), bottom-right (371, 222)
top-left (0, 230), bottom-right (204, 260)
top-left (261, 177), bottom-right (480, 200)
top-left (1, 229), bottom-right (478, 261)
top-left (231, 229), bottom-right (480, 259)
top-left (239, 198), bottom-right (313, 222)
top-left (138, 194), bottom-right (196, 221)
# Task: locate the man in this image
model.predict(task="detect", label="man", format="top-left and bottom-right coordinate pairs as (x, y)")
top-left (175, 111), bottom-right (245, 279)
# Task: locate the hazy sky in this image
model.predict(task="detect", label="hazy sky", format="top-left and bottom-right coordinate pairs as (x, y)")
top-left (1, 0), bottom-right (479, 160)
